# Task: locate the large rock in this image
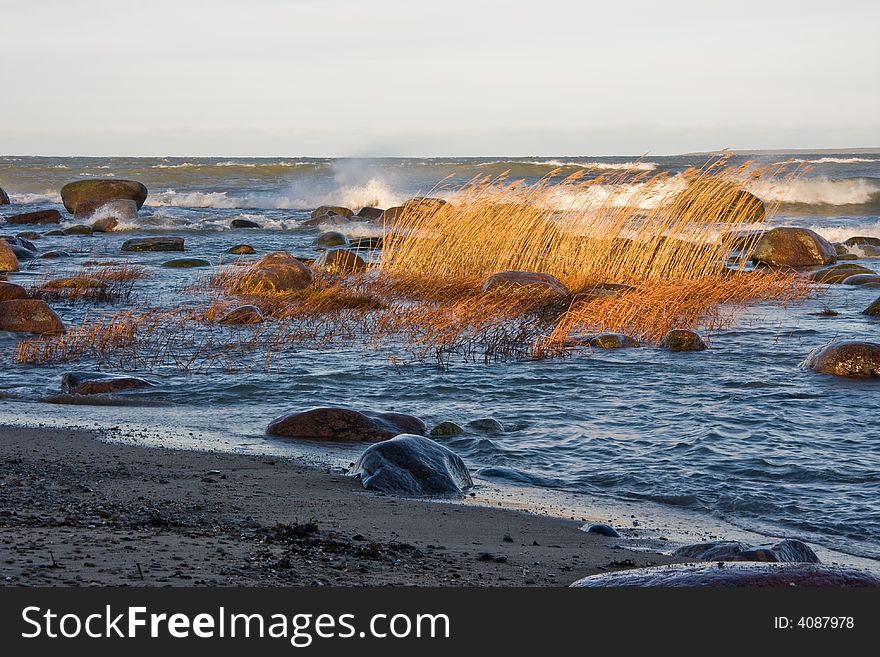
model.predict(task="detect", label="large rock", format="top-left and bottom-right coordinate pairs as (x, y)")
top-left (673, 539), bottom-right (819, 563)
top-left (0, 282), bottom-right (27, 301)
top-left (312, 248), bottom-right (367, 273)
top-left (61, 372), bottom-right (155, 395)
top-left (481, 270), bottom-right (570, 296)
top-left (0, 187), bottom-right (9, 204)
top-left (230, 218), bottom-right (260, 229)
top-left (402, 197), bottom-right (449, 214)
top-left (660, 329), bottom-right (707, 352)
top-left (751, 227), bottom-right (836, 267)
top-left (355, 206), bottom-right (384, 221)
top-left (381, 206), bottom-right (407, 224)
top-left (571, 563), bottom-right (880, 587)
top-left (64, 224), bottom-right (93, 235)
top-left (218, 305), bottom-right (264, 325)
top-left (60, 179), bottom-right (148, 214)
top-left (301, 214), bottom-right (350, 227)
top-left (121, 236), bottom-right (185, 252)
top-left (74, 199), bottom-right (138, 222)
top-left (0, 299), bottom-right (64, 333)
top-left (803, 341), bottom-right (880, 377)
top-left (239, 252), bottom-right (313, 293)
top-left (5, 209), bottom-right (62, 225)
top-left (351, 434), bottom-right (473, 496)
top-left (267, 407), bottom-right (426, 442)
top-left (682, 186), bottom-right (765, 223)
top-left (314, 231), bottom-right (348, 248)
top-left (843, 274), bottom-right (880, 287)
top-left (162, 258), bottom-right (210, 268)
top-left (589, 333), bottom-right (640, 349)
top-left (0, 240), bottom-right (19, 272)
top-left (810, 263), bottom-right (874, 284)
top-left (310, 205), bottom-right (353, 220)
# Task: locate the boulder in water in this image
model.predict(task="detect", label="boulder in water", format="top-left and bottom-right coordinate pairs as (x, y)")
top-left (482, 270), bottom-right (570, 296)
top-left (314, 231), bottom-right (349, 248)
top-left (356, 206), bottom-right (384, 221)
top-left (0, 299), bottom-right (64, 333)
top-left (91, 217), bottom-right (119, 233)
top-left (429, 421), bottom-right (466, 437)
top-left (660, 329), bottom-right (707, 352)
top-left (0, 187), bottom-right (9, 204)
top-left (673, 539), bottom-right (819, 563)
top-left (60, 179), bottom-right (148, 214)
top-left (312, 248), bottom-right (366, 274)
top-left (351, 434), bottom-right (473, 496)
top-left (5, 209), bottom-right (62, 225)
top-left (162, 258), bottom-right (210, 268)
top-left (230, 218), bottom-right (260, 229)
top-left (810, 263), bottom-right (875, 284)
top-left (0, 240), bottom-right (19, 272)
top-left (843, 236), bottom-right (880, 248)
top-left (74, 199), bottom-right (138, 222)
top-left (751, 227), bottom-right (836, 267)
top-left (241, 252), bottom-right (313, 292)
top-left (121, 236), bottom-right (185, 252)
top-left (64, 224), bottom-right (93, 235)
top-left (310, 206), bottom-right (353, 220)
top-left (267, 407), bottom-right (426, 442)
top-left (301, 214), bottom-right (351, 227)
top-left (863, 298), bottom-right (880, 316)
top-left (589, 333), bottom-right (640, 349)
top-left (465, 418), bottom-right (504, 434)
top-left (218, 305), bottom-right (264, 325)
top-left (0, 282), bottom-right (27, 302)
top-left (803, 341), bottom-right (880, 377)
top-left (61, 371), bottom-right (155, 395)
top-left (842, 274), bottom-right (880, 286)
top-left (227, 244), bottom-right (256, 255)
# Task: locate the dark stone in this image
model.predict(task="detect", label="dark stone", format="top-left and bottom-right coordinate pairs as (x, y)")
top-left (64, 224), bottom-right (93, 235)
top-left (310, 206), bottom-right (353, 220)
top-left (803, 341), bottom-right (880, 377)
top-left (4, 236), bottom-right (36, 252)
top-left (381, 206), bottom-right (407, 224)
top-left (0, 187), bottom-right (9, 204)
top-left (810, 263), bottom-right (874, 284)
top-left (465, 418), bottom-right (504, 434)
top-left (314, 231), bottom-right (349, 248)
top-left (16, 231), bottom-right (41, 240)
top-left (312, 248), bottom-right (367, 273)
top-left (0, 282), bottom-right (27, 302)
top-left (91, 217), bottom-right (119, 233)
top-left (842, 274), bottom-right (880, 286)
top-left (482, 270), bottom-right (570, 296)
top-left (43, 230), bottom-right (66, 237)
top-left (350, 434), bottom-right (473, 496)
top-left (121, 236), bottom-right (185, 252)
top-left (843, 236), bottom-right (880, 248)
top-left (60, 179), bottom-right (148, 214)
top-left (402, 197), bottom-right (450, 214)
top-left (863, 298), bottom-right (880, 316)
top-left (429, 421), bottom-right (465, 437)
top-left (0, 241), bottom-right (19, 272)
top-left (40, 251), bottom-right (71, 259)
top-left (267, 407), bottom-right (426, 442)
top-left (61, 372), bottom-right (155, 395)
top-left (584, 523), bottom-right (621, 538)
top-left (570, 563), bottom-right (880, 587)
top-left (673, 539), bottom-right (819, 563)
top-left (5, 209), bottom-right (63, 225)
top-left (8, 245), bottom-right (36, 261)
top-left (349, 236), bottom-right (383, 250)
top-left (751, 227), bottom-right (836, 267)
top-left (0, 299), bottom-right (64, 333)
top-left (355, 206), bottom-right (384, 221)
top-left (231, 219), bottom-right (260, 229)
top-left (218, 305), bottom-right (264, 325)
top-left (301, 214), bottom-right (350, 227)
top-left (227, 244), bottom-right (256, 255)
top-left (162, 258), bottom-right (211, 268)
top-left (589, 333), bottom-right (640, 349)
top-left (660, 329), bottom-right (707, 352)
top-left (241, 252), bottom-right (313, 292)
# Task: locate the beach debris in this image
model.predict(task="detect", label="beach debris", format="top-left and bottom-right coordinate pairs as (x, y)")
top-left (803, 340), bottom-right (880, 376)
top-left (429, 421), bottom-right (465, 437)
top-left (660, 329), bottom-right (707, 352)
top-left (583, 523), bottom-right (621, 538)
top-left (314, 231), bottom-right (348, 248)
top-left (0, 299), bottom-right (65, 333)
top-left (751, 227), bottom-right (836, 268)
top-left (481, 270), bottom-right (570, 297)
top-left (121, 236), bottom-right (185, 252)
top-left (61, 371), bottom-right (156, 395)
top-left (4, 209), bottom-right (62, 225)
top-left (60, 179), bottom-right (148, 214)
top-left (673, 539), bottom-right (819, 563)
top-left (351, 434), bottom-right (473, 495)
top-left (267, 407), bottom-right (427, 442)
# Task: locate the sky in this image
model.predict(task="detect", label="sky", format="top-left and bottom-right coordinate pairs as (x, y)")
top-left (1, 0), bottom-right (878, 156)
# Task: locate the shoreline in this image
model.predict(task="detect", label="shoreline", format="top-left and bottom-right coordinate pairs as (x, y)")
top-left (0, 424), bottom-right (680, 586)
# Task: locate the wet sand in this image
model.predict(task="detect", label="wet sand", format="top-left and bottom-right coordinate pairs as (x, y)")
top-left (0, 425), bottom-right (677, 586)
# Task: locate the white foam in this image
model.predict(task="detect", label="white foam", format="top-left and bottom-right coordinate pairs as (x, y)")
top-left (747, 177), bottom-right (880, 206)
top-left (479, 159), bottom-right (658, 171)
top-left (777, 157), bottom-right (879, 165)
top-left (809, 222), bottom-right (880, 244)
top-left (8, 191), bottom-right (61, 204)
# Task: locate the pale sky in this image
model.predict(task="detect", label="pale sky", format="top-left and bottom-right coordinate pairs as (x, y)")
top-left (1, 0), bottom-right (878, 156)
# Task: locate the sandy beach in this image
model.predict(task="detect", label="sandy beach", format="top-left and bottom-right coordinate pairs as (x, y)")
top-left (0, 425), bottom-right (676, 586)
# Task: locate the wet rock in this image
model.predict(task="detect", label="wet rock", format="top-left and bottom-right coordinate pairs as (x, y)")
top-left (843, 236), bottom-right (880, 248)
top-left (61, 372), bottom-right (155, 395)
top-left (230, 218), bottom-right (260, 229)
top-left (0, 299), bottom-right (64, 333)
top-left (381, 206), bottom-right (407, 224)
top-left (0, 187), bottom-right (9, 204)
top-left (314, 231), bottom-right (349, 248)
top-left (356, 206), bottom-right (384, 221)
top-left (402, 197), bottom-right (450, 214)
top-left (60, 179), bottom-right (148, 214)
top-left (673, 539), bottom-right (819, 563)
top-left (16, 231), bottom-right (41, 240)
top-left (482, 270), bottom-right (570, 296)
top-left (660, 329), bottom-right (707, 352)
top-left (429, 421), bottom-right (466, 437)
top-left (835, 253), bottom-right (859, 261)
top-left (311, 206), bottom-right (353, 220)
top-left (90, 217), bottom-right (119, 233)
top-left (0, 240), bottom-right (19, 272)
top-left (267, 407), bottom-right (427, 442)
top-left (40, 251), bottom-right (71, 259)
top-left (64, 224), bottom-right (93, 235)
top-left (0, 282), bottom-right (27, 302)
top-left (349, 236), bottom-right (383, 250)
top-left (301, 214), bottom-right (350, 227)
top-left (121, 236), bottom-right (185, 252)
top-left (312, 248), bottom-right (367, 273)
top-left (43, 277), bottom-right (104, 290)
top-left (751, 227), bottom-right (836, 267)
top-left (218, 305), bottom-right (264, 325)
top-left (570, 563), bottom-right (880, 587)
top-left (803, 341), bottom-right (880, 377)
top-left (227, 244), bottom-right (256, 255)
top-left (5, 236), bottom-right (37, 252)
top-left (863, 298), bottom-right (880, 316)
top-left (242, 252), bottom-right (313, 292)
top-left (465, 418), bottom-right (504, 434)
top-left (5, 209), bottom-right (62, 225)
top-left (833, 242), bottom-right (850, 256)
top-left (351, 434), bottom-right (473, 496)
top-left (162, 258), bottom-right (211, 268)
top-left (8, 245), bottom-right (36, 261)
top-left (589, 333), bottom-right (640, 349)
top-left (43, 229), bottom-right (66, 237)
top-left (74, 198), bottom-right (138, 222)
top-left (842, 274), bottom-right (880, 286)
top-left (810, 263), bottom-right (875, 284)
top-left (583, 523), bottom-right (621, 538)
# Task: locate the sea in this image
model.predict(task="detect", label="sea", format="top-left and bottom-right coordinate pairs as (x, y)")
top-left (1, 152), bottom-right (878, 566)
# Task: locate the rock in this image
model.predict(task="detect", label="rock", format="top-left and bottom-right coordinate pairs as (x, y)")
top-left (0, 240), bottom-right (19, 272)
top-left (0, 299), bottom-right (64, 333)
top-left (227, 244), bottom-right (256, 255)
top-left (4, 209), bottom-right (62, 225)
top-left (240, 252), bottom-right (313, 293)
top-left (16, 231), bottom-right (41, 240)
top-left (314, 231), bottom-right (349, 248)
top-left (863, 298), bottom-right (880, 316)
top-left (43, 277), bottom-right (104, 290)
top-left (5, 236), bottom-right (37, 252)
top-left (301, 214), bottom-right (351, 227)
top-left (61, 372), bottom-right (155, 395)
top-left (381, 206), bottom-right (407, 224)
top-left (350, 434), bottom-right (473, 496)
top-left (835, 253), bottom-right (859, 261)
top-left (0, 282), bottom-right (27, 302)
top-left (465, 418), bottom-right (504, 434)
top-left (267, 407), bottom-right (427, 442)
top-left (90, 217), bottom-right (119, 233)
top-left (355, 206), bottom-right (384, 221)
top-left (74, 199), bottom-right (138, 222)
top-left (482, 270), bottom-right (570, 296)
top-left (230, 218), bottom-right (260, 229)
top-left (402, 197), bottom-right (450, 214)
top-left (60, 179), bottom-right (148, 214)
top-left (121, 236), bottom-right (185, 252)
top-left (0, 187), bottom-right (9, 204)
top-left (8, 245), bottom-right (36, 261)
top-left (751, 227), bottom-right (836, 267)
top-left (349, 236), bottom-right (383, 250)
top-left (810, 263), bottom-right (874, 284)
top-left (43, 230), bottom-right (66, 237)
top-left (312, 248), bottom-right (367, 273)
top-left (589, 333), bottom-right (640, 349)
top-left (842, 274), bottom-right (880, 286)
top-left (843, 236), bottom-right (880, 248)
top-left (803, 341), bottom-right (880, 377)
top-left (162, 258), bottom-right (211, 268)
top-left (833, 242), bottom-right (850, 256)
top-left (429, 421), bottom-right (466, 437)
top-left (570, 563), bottom-right (880, 587)
top-left (40, 251), bottom-right (70, 259)
top-left (673, 539), bottom-right (819, 563)
top-left (660, 329), bottom-right (707, 352)
top-left (310, 206), bottom-right (353, 220)
top-left (583, 523), bottom-right (621, 538)
top-left (64, 224), bottom-right (93, 235)
top-left (218, 305), bottom-right (264, 325)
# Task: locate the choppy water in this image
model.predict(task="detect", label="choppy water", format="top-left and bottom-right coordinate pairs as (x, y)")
top-left (1, 153), bottom-right (879, 563)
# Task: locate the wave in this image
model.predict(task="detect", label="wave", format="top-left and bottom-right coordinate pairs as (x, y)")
top-left (478, 159), bottom-right (658, 171)
top-left (151, 160), bottom-right (315, 169)
top-left (809, 221), bottom-right (880, 245)
top-left (748, 176), bottom-right (880, 206)
top-left (777, 157), bottom-right (879, 165)
top-left (8, 191), bottom-right (62, 204)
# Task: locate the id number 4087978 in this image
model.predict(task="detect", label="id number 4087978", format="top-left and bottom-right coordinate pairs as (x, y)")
top-left (774, 617), bottom-right (854, 629)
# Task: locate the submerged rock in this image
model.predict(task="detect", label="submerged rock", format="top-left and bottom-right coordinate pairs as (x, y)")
top-left (843, 236), bottom-right (880, 248)
top-left (0, 241), bottom-right (20, 272)
top-left (227, 244), bottom-right (256, 255)
top-left (751, 227), bottom-right (836, 267)
top-left (312, 248), bottom-right (367, 273)
top-left (660, 329), bottom-right (707, 352)
top-left (482, 270), bottom-right (570, 296)
top-left (75, 199), bottom-right (138, 223)
top-left (583, 523), bottom-right (621, 538)
top-left (301, 214), bottom-right (350, 227)
top-left (162, 258), bottom-right (211, 268)
top-left (842, 274), bottom-right (880, 286)
top-left (60, 179), bottom-right (148, 214)
top-left (570, 563), bottom-right (880, 587)
top-left (61, 372), bottom-right (155, 395)
top-left (90, 217), bottom-right (119, 233)
top-left (0, 282), bottom-right (27, 302)
top-left (351, 434), bottom-right (473, 496)
top-left (355, 206), bottom-right (384, 221)
top-left (40, 251), bottom-right (71, 259)
top-left (243, 252), bottom-right (313, 292)
top-left (810, 263), bottom-right (875, 284)
top-left (589, 333), bottom-right (640, 349)
top-left (311, 205), bottom-right (353, 220)
top-left (863, 298), bottom-right (880, 316)
top-left (0, 299), bottom-right (64, 333)
top-left (673, 539), bottom-right (819, 563)
top-left (803, 341), bottom-right (880, 377)
top-left (465, 418), bottom-right (504, 434)
top-left (5, 209), bottom-right (62, 225)
top-left (218, 305), bottom-right (264, 325)
top-left (314, 231), bottom-right (349, 248)
top-left (16, 231), bottom-right (41, 241)
top-left (43, 229), bottom-right (66, 237)
top-left (267, 407), bottom-right (426, 442)
top-left (64, 224), bottom-right (93, 235)
top-left (230, 218), bottom-right (260, 229)
top-left (429, 421), bottom-right (466, 437)
top-left (121, 236), bottom-right (185, 252)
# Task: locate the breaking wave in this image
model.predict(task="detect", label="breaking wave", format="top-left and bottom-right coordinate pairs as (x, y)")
top-left (747, 177), bottom-right (880, 206)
